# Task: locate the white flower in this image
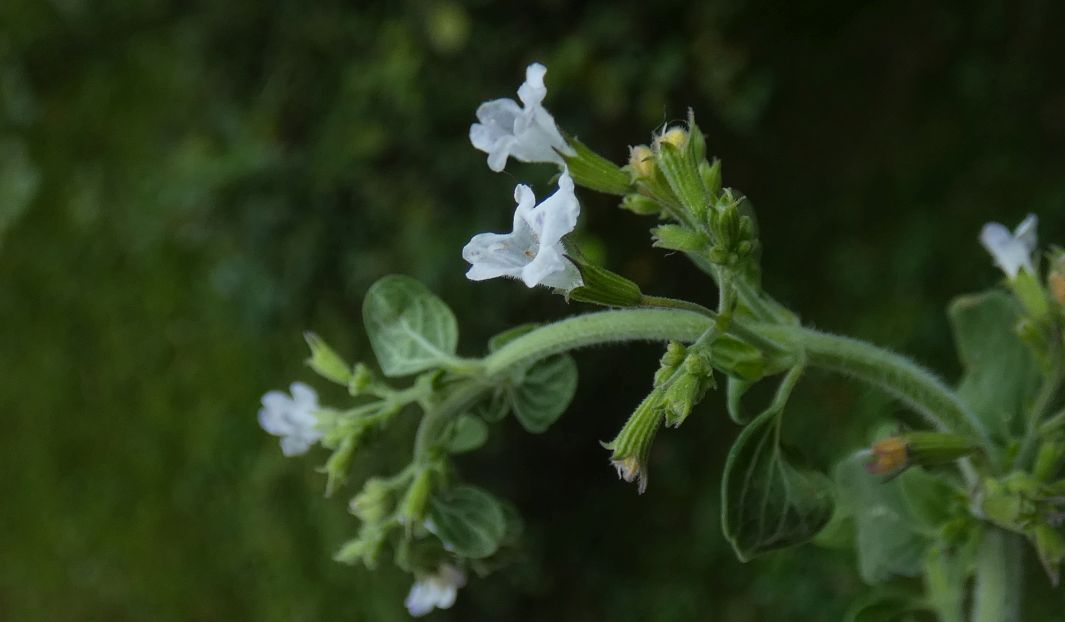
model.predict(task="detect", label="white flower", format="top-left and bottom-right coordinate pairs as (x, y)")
top-left (462, 170), bottom-right (584, 291)
top-left (404, 564), bottom-right (467, 617)
top-left (257, 382), bottom-right (323, 456)
top-left (980, 214), bottom-right (1039, 279)
top-left (469, 62), bottom-right (574, 172)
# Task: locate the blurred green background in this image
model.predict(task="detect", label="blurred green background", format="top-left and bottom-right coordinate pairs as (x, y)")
top-left (3, 0), bottom-right (1065, 620)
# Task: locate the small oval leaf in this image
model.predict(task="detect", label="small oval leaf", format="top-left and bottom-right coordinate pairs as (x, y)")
top-left (362, 275), bottom-right (458, 377)
top-left (448, 415), bottom-right (488, 454)
top-left (722, 407), bottom-right (834, 561)
top-left (509, 354), bottom-right (578, 433)
top-left (428, 485), bottom-right (506, 559)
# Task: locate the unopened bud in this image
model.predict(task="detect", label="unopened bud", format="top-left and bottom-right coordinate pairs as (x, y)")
top-left (654, 342), bottom-right (687, 387)
top-left (400, 468), bottom-right (434, 525)
top-left (865, 432), bottom-right (980, 476)
top-left (620, 193), bottom-right (661, 216)
top-left (349, 363), bottom-right (377, 396)
top-left (628, 145), bottom-right (655, 180)
top-left (350, 477), bottom-right (392, 523)
top-left (865, 437), bottom-right (909, 475)
top-left (334, 526), bottom-right (387, 569)
top-left (1050, 253), bottom-right (1065, 307)
top-left (700, 159), bottom-right (722, 198)
top-left (662, 352), bottom-right (715, 428)
top-left (603, 392), bottom-right (664, 494)
top-left (655, 126), bottom-right (688, 151)
top-left (652, 224), bottom-right (706, 252)
top-left (305, 332), bottom-right (352, 386)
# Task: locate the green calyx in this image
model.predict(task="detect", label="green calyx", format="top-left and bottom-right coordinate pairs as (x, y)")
top-left (603, 392), bottom-right (665, 494)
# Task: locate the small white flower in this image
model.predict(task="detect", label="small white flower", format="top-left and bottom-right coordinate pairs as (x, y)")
top-left (404, 564), bottom-right (467, 617)
top-left (462, 170), bottom-right (584, 291)
top-left (469, 62), bottom-right (574, 172)
top-left (980, 214), bottom-right (1039, 279)
top-left (257, 382), bottom-right (323, 456)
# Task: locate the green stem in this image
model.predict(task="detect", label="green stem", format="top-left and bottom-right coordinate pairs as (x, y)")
top-left (416, 309), bottom-right (984, 469)
top-left (1016, 359), bottom-right (1063, 469)
top-left (755, 323), bottom-right (989, 450)
top-left (484, 309), bottom-right (712, 376)
top-left (972, 529), bottom-right (1022, 622)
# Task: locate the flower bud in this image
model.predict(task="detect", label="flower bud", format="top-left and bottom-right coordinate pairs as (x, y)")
top-left (654, 126), bottom-right (688, 151)
top-left (1050, 252), bottom-right (1065, 307)
top-left (619, 193), bottom-right (660, 216)
top-left (699, 159), bottom-right (722, 198)
top-left (349, 363), bottom-right (378, 396)
top-left (865, 432), bottom-right (980, 476)
top-left (334, 525), bottom-right (387, 569)
top-left (627, 145), bottom-right (654, 180)
top-left (662, 351), bottom-right (715, 428)
top-left (350, 477), bottom-right (392, 524)
top-left (400, 468), bottom-right (435, 525)
top-left (603, 392), bottom-right (664, 494)
top-left (652, 224), bottom-right (707, 252)
top-left (654, 342), bottom-right (686, 387)
top-left (304, 332), bottom-right (352, 386)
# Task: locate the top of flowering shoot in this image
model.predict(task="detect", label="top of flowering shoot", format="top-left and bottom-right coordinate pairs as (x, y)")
top-left (258, 381), bottom-right (323, 456)
top-left (462, 170), bottom-right (584, 291)
top-left (980, 214), bottom-right (1039, 279)
top-left (469, 62), bottom-right (574, 172)
top-left (404, 564), bottom-right (467, 617)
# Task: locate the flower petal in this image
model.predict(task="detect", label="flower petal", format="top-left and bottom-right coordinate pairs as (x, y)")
top-left (517, 62), bottom-right (548, 108)
top-left (980, 220), bottom-right (1035, 278)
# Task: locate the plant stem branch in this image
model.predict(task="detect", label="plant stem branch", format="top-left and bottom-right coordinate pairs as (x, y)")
top-left (972, 528), bottom-right (1022, 622)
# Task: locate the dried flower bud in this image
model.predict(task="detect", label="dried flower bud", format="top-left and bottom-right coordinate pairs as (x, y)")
top-left (603, 392), bottom-right (664, 494)
top-left (627, 144), bottom-right (654, 180)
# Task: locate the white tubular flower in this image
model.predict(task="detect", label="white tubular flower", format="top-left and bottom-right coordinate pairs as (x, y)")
top-left (404, 564), bottom-right (467, 617)
top-left (980, 214), bottom-right (1039, 279)
top-left (257, 382), bottom-right (323, 457)
top-left (469, 62), bottom-right (574, 172)
top-left (462, 170), bottom-right (584, 291)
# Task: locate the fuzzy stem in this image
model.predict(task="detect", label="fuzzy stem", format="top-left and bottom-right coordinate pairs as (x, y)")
top-left (416, 309), bottom-right (986, 469)
top-left (972, 529), bottom-right (1022, 622)
top-left (755, 324), bottom-right (989, 450)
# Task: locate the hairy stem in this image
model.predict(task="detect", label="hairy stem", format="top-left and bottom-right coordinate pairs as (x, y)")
top-left (755, 324), bottom-right (989, 450)
top-left (416, 309), bottom-right (985, 469)
top-left (972, 529), bottom-right (1022, 622)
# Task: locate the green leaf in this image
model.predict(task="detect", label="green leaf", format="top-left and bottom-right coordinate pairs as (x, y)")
top-left (472, 388), bottom-right (509, 423)
top-left (924, 542), bottom-right (975, 622)
top-left (834, 453), bottom-right (932, 583)
top-left (508, 354), bottom-right (578, 433)
top-left (721, 407), bottom-right (835, 561)
top-left (948, 290), bottom-right (1040, 438)
top-left (448, 414), bottom-right (488, 454)
top-left (844, 591), bottom-right (925, 622)
top-left (427, 485), bottom-right (506, 559)
top-left (362, 275), bottom-right (459, 377)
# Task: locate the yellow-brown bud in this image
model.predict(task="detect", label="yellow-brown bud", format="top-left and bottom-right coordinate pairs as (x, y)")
top-left (1050, 270), bottom-right (1065, 307)
top-left (865, 437), bottom-right (909, 475)
top-left (654, 126), bottom-right (688, 151)
top-left (627, 144), bottom-right (654, 179)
